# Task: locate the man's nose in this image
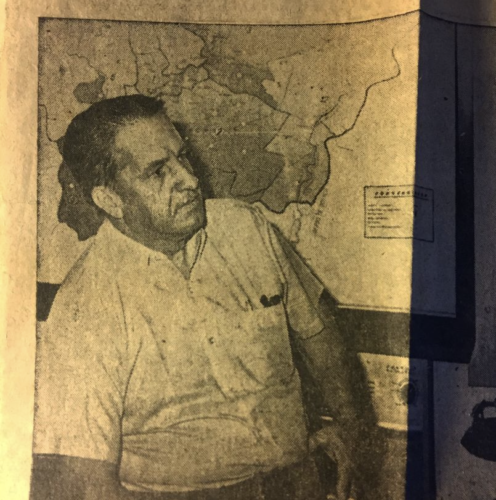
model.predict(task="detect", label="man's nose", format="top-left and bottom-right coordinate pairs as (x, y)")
top-left (171, 158), bottom-right (199, 190)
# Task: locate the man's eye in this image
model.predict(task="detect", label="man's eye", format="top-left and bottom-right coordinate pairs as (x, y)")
top-left (178, 150), bottom-right (190, 161)
top-left (153, 165), bottom-right (165, 177)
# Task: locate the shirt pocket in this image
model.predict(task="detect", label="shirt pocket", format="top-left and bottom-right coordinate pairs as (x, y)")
top-left (228, 302), bottom-right (295, 389)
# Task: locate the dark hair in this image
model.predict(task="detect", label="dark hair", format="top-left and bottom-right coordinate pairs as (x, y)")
top-left (62, 94), bottom-right (165, 199)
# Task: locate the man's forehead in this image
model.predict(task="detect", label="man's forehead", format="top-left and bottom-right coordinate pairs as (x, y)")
top-left (116, 113), bottom-right (180, 142)
top-left (113, 113), bottom-right (183, 168)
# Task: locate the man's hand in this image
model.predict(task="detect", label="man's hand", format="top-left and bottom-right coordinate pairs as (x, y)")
top-left (310, 423), bottom-right (356, 500)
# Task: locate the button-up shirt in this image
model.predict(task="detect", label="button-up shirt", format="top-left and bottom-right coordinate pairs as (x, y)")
top-left (34, 199), bottom-right (325, 492)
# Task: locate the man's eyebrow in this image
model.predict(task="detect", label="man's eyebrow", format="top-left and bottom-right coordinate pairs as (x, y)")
top-left (142, 157), bottom-right (168, 177)
top-left (178, 143), bottom-right (190, 155)
top-left (140, 144), bottom-right (188, 178)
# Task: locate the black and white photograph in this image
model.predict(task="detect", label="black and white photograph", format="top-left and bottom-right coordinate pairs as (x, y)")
top-left (1, 2), bottom-right (496, 500)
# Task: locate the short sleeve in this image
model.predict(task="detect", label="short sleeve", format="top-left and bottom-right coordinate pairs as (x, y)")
top-left (252, 208), bottom-right (326, 339)
top-left (33, 271), bottom-right (128, 464)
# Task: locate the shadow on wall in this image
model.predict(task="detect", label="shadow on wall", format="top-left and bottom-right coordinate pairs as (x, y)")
top-left (407, 12), bottom-right (476, 500)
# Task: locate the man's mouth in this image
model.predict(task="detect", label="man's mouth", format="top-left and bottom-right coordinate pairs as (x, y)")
top-left (175, 191), bottom-right (202, 212)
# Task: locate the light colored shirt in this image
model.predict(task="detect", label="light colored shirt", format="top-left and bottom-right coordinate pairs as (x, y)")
top-left (34, 199), bottom-right (325, 492)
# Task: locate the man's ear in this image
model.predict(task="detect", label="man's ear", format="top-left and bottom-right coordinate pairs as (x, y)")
top-left (91, 185), bottom-right (124, 219)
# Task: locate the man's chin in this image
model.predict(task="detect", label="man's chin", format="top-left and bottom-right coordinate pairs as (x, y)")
top-left (187, 212), bottom-right (207, 235)
top-left (173, 206), bottom-right (206, 237)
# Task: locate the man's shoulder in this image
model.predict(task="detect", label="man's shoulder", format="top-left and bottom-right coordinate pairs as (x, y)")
top-left (204, 198), bottom-right (277, 263)
top-left (205, 198), bottom-right (267, 230)
top-left (62, 236), bottom-right (117, 287)
top-left (205, 197), bottom-right (254, 214)
top-left (51, 234), bottom-right (121, 318)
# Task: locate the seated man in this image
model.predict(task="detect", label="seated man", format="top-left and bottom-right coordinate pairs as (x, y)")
top-left (31, 95), bottom-right (363, 500)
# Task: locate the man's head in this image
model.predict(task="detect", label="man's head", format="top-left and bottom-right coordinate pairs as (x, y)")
top-left (62, 95), bottom-right (206, 251)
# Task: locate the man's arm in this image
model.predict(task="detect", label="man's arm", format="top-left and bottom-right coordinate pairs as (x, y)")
top-left (259, 217), bottom-right (367, 435)
top-left (32, 269), bottom-right (132, 499)
top-left (30, 455), bottom-right (136, 500)
top-left (298, 291), bottom-right (365, 426)
top-left (293, 291), bottom-right (368, 500)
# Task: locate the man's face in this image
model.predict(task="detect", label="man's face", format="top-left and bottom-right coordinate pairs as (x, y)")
top-left (111, 113), bottom-right (206, 242)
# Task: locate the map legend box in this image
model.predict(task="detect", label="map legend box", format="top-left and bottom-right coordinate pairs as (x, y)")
top-left (364, 185), bottom-right (434, 241)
